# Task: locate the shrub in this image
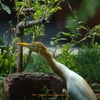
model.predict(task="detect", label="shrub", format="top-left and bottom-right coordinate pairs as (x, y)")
top-left (24, 53), bottom-right (51, 73)
top-left (72, 43), bottom-right (100, 83)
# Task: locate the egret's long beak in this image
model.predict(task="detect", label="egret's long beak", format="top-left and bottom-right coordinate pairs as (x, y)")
top-left (17, 42), bottom-right (29, 47)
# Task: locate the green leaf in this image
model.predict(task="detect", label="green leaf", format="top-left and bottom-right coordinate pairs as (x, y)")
top-left (78, 21), bottom-right (85, 24)
top-left (55, 6), bottom-right (62, 12)
top-left (93, 32), bottom-right (97, 35)
top-left (51, 37), bottom-right (56, 40)
top-left (1, 3), bottom-right (11, 14)
top-left (49, 8), bottom-right (55, 13)
top-left (60, 38), bottom-right (67, 40)
top-left (61, 32), bottom-right (71, 37)
top-left (50, 41), bottom-right (55, 45)
top-left (79, 25), bottom-right (88, 30)
top-left (65, 26), bottom-right (70, 29)
top-left (54, 0), bottom-right (59, 2)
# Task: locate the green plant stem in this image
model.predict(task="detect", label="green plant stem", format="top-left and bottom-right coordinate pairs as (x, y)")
top-left (23, 50), bottom-right (32, 70)
top-left (35, 63), bottom-right (47, 72)
top-left (68, 28), bottom-right (97, 50)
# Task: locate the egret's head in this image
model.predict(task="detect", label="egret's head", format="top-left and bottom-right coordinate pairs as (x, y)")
top-left (17, 42), bottom-right (47, 53)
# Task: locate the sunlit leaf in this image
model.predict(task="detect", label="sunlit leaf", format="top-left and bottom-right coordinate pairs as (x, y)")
top-left (51, 37), bottom-right (56, 40)
top-left (65, 26), bottom-right (70, 29)
top-left (93, 32), bottom-right (97, 35)
top-left (54, 6), bottom-right (62, 12)
top-left (60, 38), bottom-right (67, 40)
top-left (54, 0), bottom-right (59, 2)
top-left (49, 8), bottom-right (55, 13)
top-left (78, 21), bottom-right (85, 24)
top-left (79, 25), bottom-right (88, 30)
top-left (39, 32), bottom-right (45, 36)
top-left (96, 34), bottom-right (100, 37)
top-left (1, 3), bottom-right (11, 14)
top-left (60, 31), bottom-right (71, 37)
top-left (50, 41), bottom-right (55, 45)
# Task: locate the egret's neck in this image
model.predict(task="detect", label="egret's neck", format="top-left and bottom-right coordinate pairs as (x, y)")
top-left (40, 49), bottom-right (69, 81)
top-left (40, 50), bottom-right (57, 69)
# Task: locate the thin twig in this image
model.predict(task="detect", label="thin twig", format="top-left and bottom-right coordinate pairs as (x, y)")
top-left (55, 29), bottom-right (94, 58)
top-left (35, 63), bottom-right (47, 72)
top-left (23, 50), bottom-right (32, 70)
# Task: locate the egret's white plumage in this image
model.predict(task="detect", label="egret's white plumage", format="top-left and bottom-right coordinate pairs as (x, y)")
top-left (17, 42), bottom-right (97, 100)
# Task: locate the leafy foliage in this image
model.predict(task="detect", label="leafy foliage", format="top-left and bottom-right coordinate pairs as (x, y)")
top-left (72, 43), bottom-right (100, 83)
top-left (55, 28), bottom-right (100, 84)
top-left (0, 0), bottom-right (64, 77)
top-left (0, 33), bottom-right (17, 100)
top-left (39, 86), bottom-right (65, 100)
top-left (50, 6), bottom-right (100, 84)
top-left (24, 53), bottom-right (51, 73)
top-left (0, 0), bottom-right (64, 99)
top-left (50, 6), bottom-right (90, 54)
top-left (13, 0), bottom-right (64, 72)
top-left (0, 34), bottom-right (17, 76)
top-left (14, 0), bottom-right (64, 41)
top-left (0, 1), bottom-right (11, 14)
top-left (66, 0), bottom-right (100, 31)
